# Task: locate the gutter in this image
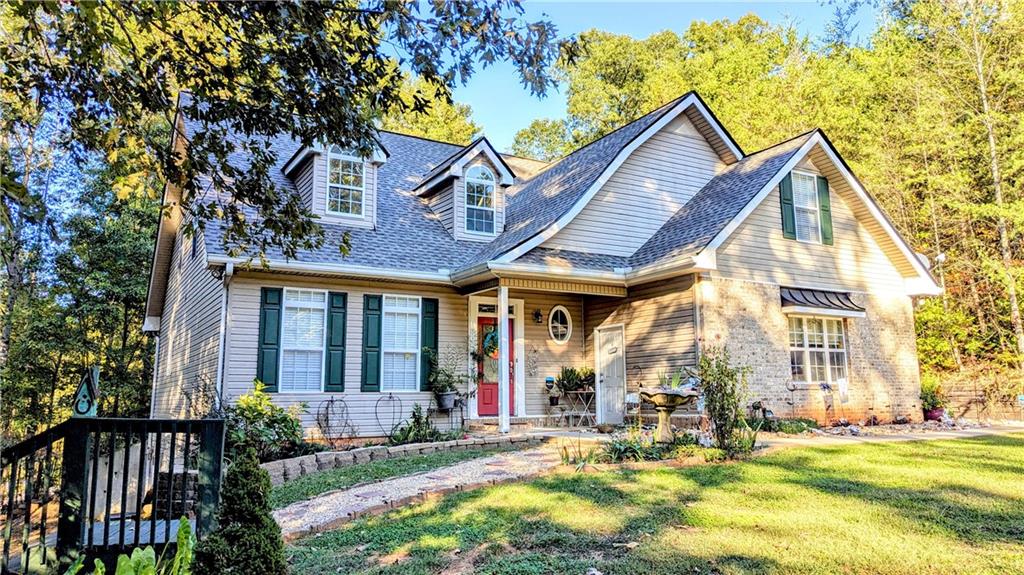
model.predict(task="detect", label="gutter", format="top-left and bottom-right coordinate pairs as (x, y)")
top-left (206, 255), bottom-right (453, 285)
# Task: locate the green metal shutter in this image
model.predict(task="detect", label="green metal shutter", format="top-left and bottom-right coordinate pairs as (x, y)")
top-left (325, 292), bottom-right (347, 392)
top-left (420, 298), bottom-right (439, 391)
top-left (361, 294), bottom-right (382, 392)
top-left (817, 175), bottom-right (833, 245)
top-left (256, 287), bottom-right (283, 392)
top-left (779, 173), bottom-right (796, 240)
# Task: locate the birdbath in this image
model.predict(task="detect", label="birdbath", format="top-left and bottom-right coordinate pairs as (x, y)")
top-left (639, 387), bottom-right (698, 443)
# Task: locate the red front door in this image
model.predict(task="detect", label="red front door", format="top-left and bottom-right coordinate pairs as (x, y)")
top-left (476, 316), bottom-right (514, 416)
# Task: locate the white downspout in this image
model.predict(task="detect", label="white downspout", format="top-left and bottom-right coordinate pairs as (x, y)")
top-left (214, 263), bottom-right (234, 408)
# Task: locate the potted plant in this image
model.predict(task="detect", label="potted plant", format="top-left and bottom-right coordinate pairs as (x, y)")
top-left (579, 367), bottom-right (596, 390)
top-left (920, 375), bottom-right (948, 421)
top-left (425, 347), bottom-right (468, 411)
top-left (556, 366), bottom-right (582, 393)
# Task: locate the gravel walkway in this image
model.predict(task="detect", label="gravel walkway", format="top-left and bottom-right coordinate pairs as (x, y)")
top-left (274, 446), bottom-right (562, 541)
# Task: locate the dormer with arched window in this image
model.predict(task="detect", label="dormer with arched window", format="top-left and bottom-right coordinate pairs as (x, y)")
top-left (415, 137), bottom-right (515, 242)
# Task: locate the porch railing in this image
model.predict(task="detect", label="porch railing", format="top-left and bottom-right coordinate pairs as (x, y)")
top-left (1, 418), bottom-right (224, 574)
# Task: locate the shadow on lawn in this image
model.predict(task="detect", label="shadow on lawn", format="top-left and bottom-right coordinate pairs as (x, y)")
top-left (752, 435), bottom-right (1024, 544)
top-left (288, 468), bottom-right (774, 574)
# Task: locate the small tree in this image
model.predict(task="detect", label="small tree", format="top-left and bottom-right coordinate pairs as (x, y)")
top-left (192, 448), bottom-right (286, 575)
top-left (694, 345), bottom-right (750, 451)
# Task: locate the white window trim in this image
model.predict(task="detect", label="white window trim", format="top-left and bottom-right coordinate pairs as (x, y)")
top-left (278, 287), bottom-right (328, 394)
top-left (326, 147), bottom-right (367, 219)
top-left (464, 166), bottom-right (496, 236)
top-left (791, 169), bottom-right (823, 245)
top-left (788, 315), bottom-right (848, 388)
top-left (380, 293), bottom-right (422, 394)
top-left (548, 305), bottom-right (573, 345)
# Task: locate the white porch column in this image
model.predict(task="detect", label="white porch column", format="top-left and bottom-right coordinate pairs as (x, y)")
top-left (497, 285), bottom-right (511, 433)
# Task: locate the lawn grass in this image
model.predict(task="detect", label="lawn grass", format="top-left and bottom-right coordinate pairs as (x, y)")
top-left (271, 446), bottom-right (515, 509)
top-left (287, 433), bottom-right (1024, 574)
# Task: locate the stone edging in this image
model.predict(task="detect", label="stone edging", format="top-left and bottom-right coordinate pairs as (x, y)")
top-left (261, 435), bottom-right (544, 487)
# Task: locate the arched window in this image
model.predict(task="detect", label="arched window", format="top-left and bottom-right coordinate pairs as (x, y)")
top-left (465, 164), bottom-right (495, 234)
top-left (327, 146), bottom-right (364, 216)
top-left (548, 305), bottom-right (572, 344)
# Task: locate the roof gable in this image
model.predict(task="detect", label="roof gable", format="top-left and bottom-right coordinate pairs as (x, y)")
top-left (415, 136), bottom-right (515, 195)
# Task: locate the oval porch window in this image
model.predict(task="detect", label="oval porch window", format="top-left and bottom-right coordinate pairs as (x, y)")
top-left (548, 306), bottom-right (572, 344)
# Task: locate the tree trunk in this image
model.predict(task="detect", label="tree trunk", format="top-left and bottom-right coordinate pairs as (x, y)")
top-left (968, 14), bottom-right (1024, 369)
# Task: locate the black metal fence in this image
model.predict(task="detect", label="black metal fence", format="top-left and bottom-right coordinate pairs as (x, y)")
top-left (1, 418), bottom-right (224, 574)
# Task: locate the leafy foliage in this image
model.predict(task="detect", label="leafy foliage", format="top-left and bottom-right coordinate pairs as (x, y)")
top-left (389, 404), bottom-right (463, 445)
top-left (693, 345), bottom-right (750, 452)
top-left (920, 373), bottom-right (949, 411)
top-left (379, 76), bottom-right (481, 145)
top-left (225, 382), bottom-right (325, 463)
top-left (1, 1), bottom-right (574, 260)
top-left (193, 448), bottom-right (287, 575)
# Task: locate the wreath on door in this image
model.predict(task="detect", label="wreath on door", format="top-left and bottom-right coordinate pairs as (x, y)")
top-left (482, 326), bottom-right (500, 358)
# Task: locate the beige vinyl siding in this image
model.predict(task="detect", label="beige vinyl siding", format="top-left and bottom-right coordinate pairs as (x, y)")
top-left (294, 157), bottom-right (316, 208)
top-left (426, 182), bottom-right (455, 236)
top-left (541, 115), bottom-right (724, 256)
top-left (224, 274), bottom-right (467, 437)
top-left (454, 155), bottom-right (505, 242)
top-left (507, 291), bottom-right (585, 417)
top-left (312, 153), bottom-right (377, 229)
top-left (151, 222), bottom-right (224, 418)
top-left (584, 275), bottom-right (697, 391)
top-left (715, 155), bottom-right (909, 294)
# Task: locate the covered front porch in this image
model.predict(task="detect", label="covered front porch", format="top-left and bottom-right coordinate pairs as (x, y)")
top-left (458, 276), bottom-right (631, 433)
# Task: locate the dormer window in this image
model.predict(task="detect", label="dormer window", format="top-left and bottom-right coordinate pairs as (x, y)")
top-left (327, 146), bottom-right (364, 217)
top-left (465, 165), bottom-right (496, 234)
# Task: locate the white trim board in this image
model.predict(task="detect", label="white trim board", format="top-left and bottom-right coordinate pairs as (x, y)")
top-left (467, 295), bottom-right (526, 419)
top-left (495, 94), bottom-right (743, 265)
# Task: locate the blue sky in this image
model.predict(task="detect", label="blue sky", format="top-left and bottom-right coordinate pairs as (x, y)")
top-left (452, 1), bottom-right (878, 151)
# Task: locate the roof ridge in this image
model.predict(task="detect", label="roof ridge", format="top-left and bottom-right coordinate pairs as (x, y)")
top-left (741, 128), bottom-right (818, 158)
top-left (378, 129), bottom-right (467, 148)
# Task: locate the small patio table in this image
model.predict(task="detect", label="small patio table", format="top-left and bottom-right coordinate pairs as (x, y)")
top-left (563, 390), bottom-right (596, 427)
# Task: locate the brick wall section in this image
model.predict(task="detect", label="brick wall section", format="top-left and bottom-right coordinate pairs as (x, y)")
top-left (260, 435), bottom-right (543, 487)
top-left (698, 276), bottom-right (922, 424)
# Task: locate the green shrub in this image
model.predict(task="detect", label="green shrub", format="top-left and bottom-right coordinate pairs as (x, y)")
top-left (600, 429), bottom-right (696, 463)
top-left (64, 519), bottom-right (193, 574)
top-left (699, 448), bottom-right (727, 462)
top-left (693, 345), bottom-right (750, 451)
top-left (389, 404), bottom-right (463, 445)
top-left (730, 419), bottom-right (761, 456)
top-left (193, 448), bottom-right (287, 575)
top-left (749, 417), bottom-right (818, 434)
top-left (225, 381), bottom-right (325, 462)
top-left (920, 373), bottom-right (948, 410)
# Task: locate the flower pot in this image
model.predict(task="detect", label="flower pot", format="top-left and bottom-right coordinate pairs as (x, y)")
top-left (435, 391), bottom-right (458, 411)
top-left (549, 396), bottom-right (560, 406)
top-left (923, 407), bottom-right (945, 421)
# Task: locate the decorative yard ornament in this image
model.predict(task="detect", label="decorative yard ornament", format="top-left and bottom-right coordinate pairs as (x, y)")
top-left (72, 366), bottom-right (100, 418)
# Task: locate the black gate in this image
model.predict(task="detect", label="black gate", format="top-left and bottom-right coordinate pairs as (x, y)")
top-left (1, 417), bottom-right (225, 574)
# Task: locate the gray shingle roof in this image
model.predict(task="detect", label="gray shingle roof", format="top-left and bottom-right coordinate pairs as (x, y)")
top-left (186, 91), bottom-right (812, 280)
top-left (627, 131), bottom-right (814, 269)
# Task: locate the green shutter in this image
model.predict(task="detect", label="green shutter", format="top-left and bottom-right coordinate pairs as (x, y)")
top-left (256, 287), bottom-right (282, 392)
top-left (779, 173), bottom-right (796, 240)
top-left (420, 298), bottom-right (439, 391)
top-left (817, 175), bottom-right (833, 245)
top-left (361, 294), bottom-right (382, 392)
top-left (325, 292), bottom-right (347, 392)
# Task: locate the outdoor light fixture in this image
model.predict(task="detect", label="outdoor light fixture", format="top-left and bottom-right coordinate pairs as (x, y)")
top-left (532, 309), bottom-right (544, 324)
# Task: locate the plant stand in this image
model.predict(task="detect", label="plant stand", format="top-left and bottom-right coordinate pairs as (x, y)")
top-left (639, 388), bottom-right (698, 443)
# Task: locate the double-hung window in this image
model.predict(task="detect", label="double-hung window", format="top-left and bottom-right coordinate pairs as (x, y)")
top-left (381, 295), bottom-right (421, 392)
top-left (327, 146), bottom-right (365, 216)
top-left (280, 289), bottom-right (327, 392)
top-left (791, 171), bottom-right (821, 243)
top-left (465, 165), bottom-right (496, 234)
top-left (789, 316), bottom-right (847, 385)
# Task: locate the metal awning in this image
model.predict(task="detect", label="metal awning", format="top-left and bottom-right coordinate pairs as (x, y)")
top-left (780, 287), bottom-right (866, 318)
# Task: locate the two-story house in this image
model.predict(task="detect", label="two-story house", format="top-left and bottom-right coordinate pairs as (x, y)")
top-left (145, 91), bottom-right (940, 437)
